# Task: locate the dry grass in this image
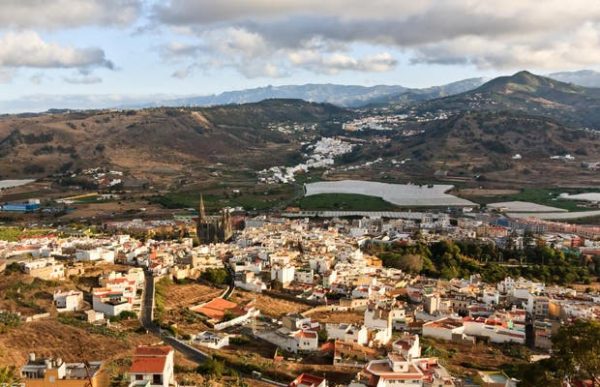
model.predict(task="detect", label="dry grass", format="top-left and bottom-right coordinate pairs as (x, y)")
top-left (308, 310), bottom-right (365, 325)
top-left (0, 319), bottom-right (156, 367)
top-left (163, 282), bottom-right (223, 309)
top-left (229, 290), bottom-right (310, 319)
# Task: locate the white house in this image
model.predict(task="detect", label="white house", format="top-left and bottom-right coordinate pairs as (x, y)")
top-left (129, 346), bottom-right (175, 387)
top-left (53, 290), bottom-right (83, 313)
top-left (193, 331), bottom-right (230, 349)
top-left (75, 247), bottom-right (115, 263)
top-left (271, 265), bottom-right (295, 287)
top-left (326, 323), bottom-right (368, 346)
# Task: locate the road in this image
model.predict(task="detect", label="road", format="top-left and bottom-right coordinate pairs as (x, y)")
top-left (140, 270), bottom-right (210, 361)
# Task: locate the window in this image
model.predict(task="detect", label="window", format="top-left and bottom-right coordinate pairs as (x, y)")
top-left (153, 374), bottom-right (163, 384)
top-left (136, 374), bottom-right (143, 380)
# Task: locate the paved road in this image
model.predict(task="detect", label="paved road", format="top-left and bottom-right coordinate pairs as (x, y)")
top-left (140, 270), bottom-right (210, 361)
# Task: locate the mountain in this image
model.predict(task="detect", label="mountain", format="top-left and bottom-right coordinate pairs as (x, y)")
top-left (414, 71), bottom-right (600, 127)
top-left (548, 70), bottom-right (600, 88)
top-left (370, 77), bottom-right (486, 106)
top-left (0, 99), bottom-right (349, 182)
top-left (364, 110), bottom-right (600, 184)
top-left (147, 79), bottom-right (485, 109)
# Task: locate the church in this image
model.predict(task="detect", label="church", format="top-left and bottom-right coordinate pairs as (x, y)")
top-left (196, 195), bottom-right (233, 244)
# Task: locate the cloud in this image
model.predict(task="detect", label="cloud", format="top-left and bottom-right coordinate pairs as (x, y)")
top-left (63, 74), bottom-right (103, 84)
top-left (153, 0), bottom-right (600, 71)
top-left (0, 31), bottom-right (114, 70)
top-left (289, 51), bottom-right (397, 74)
top-left (0, 0), bottom-right (141, 29)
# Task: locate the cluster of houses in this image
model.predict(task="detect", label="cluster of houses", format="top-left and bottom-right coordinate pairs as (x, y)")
top-left (4, 211), bottom-right (600, 386)
top-left (258, 136), bottom-right (356, 184)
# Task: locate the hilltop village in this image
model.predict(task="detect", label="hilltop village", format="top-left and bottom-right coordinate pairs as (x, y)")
top-left (1, 202), bottom-right (599, 386)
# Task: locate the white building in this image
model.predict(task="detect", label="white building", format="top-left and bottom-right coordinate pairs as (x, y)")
top-left (53, 290), bottom-right (83, 313)
top-left (129, 346), bottom-right (175, 387)
top-left (326, 323), bottom-right (368, 346)
top-left (193, 331), bottom-right (230, 349)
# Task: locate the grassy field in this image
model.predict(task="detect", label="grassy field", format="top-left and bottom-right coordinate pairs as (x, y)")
top-left (150, 184), bottom-right (296, 211)
top-left (463, 188), bottom-right (600, 212)
top-left (298, 193), bottom-right (399, 211)
top-left (0, 227), bottom-right (55, 242)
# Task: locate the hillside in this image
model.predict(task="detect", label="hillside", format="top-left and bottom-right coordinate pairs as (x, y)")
top-left (414, 71), bottom-right (600, 128)
top-left (0, 99), bottom-right (349, 183)
top-left (393, 111), bottom-right (600, 184)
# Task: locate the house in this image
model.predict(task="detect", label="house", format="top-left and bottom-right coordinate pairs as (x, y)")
top-left (86, 310), bottom-right (105, 323)
top-left (289, 373), bottom-right (328, 387)
top-left (190, 298), bottom-right (259, 330)
top-left (19, 258), bottom-right (65, 280)
top-left (92, 277), bottom-right (138, 317)
top-left (129, 346), bottom-right (175, 387)
top-left (326, 323), bottom-right (369, 346)
top-left (20, 353), bottom-right (105, 387)
top-left (256, 327), bottom-right (319, 354)
top-left (422, 317), bottom-right (473, 343)
top-left (53, 290), bottom-right (83, 313)
top-left (477, 371), bottom-right (518, 387)
top-left (193, 331), bottom-right (230, 349)
top-left (357, 353), bottom-right (455, 387)
top-left (392, 334), bottom-right (421, 360)
top-left (75, 247), bottom-right (115, 263)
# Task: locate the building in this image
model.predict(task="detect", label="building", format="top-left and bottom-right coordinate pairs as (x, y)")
top-left (1, 201), bottom-right (40, 213)
top-left (357, 353), bottom-right (455, 387)
top-left (289, 373), bottom-right (328, 387)
top-left (129, 346), bottom-right (175, 387)
top-left (326, 323), bottom-right (369, 346)
top-left (190, 298), bottom-right (259, 330)
top-left (193, 331), bottom-right (230, 349)
top-left (53, 290), bottom-right (83, 313)
top-left (477, 371), bottom-right (518, 387)
top-left (20, 353), bottom-right (105, 387)
top-left (197, 195), bottom-right (233, 244)
top-left (20, 258), bottom-right (65, 280)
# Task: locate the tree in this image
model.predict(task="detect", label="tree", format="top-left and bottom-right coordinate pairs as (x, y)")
top-left (398, 254), bottom-right (424, 273)
top-left (552, 320), bottom-right (600, 385)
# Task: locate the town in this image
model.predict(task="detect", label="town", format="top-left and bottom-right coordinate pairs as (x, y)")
top-left (1, 197), bottom-right (598, 386)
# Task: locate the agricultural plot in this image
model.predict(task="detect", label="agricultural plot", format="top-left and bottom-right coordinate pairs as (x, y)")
top-left (305, 180), bottom-right (476, 207)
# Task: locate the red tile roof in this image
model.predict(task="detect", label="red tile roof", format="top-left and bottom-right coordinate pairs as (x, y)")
top-left (289, 373), bottom-right (325, 387)
top-left (129, 357), bottom-right (166, 373)
top-left (191, 298), bottom-right (239, 320)
top-left (134, 345), bottom-right (173, 356)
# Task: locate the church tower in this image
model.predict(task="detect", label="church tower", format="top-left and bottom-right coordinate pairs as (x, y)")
top-left (199, 194), bottom-right (206, 220)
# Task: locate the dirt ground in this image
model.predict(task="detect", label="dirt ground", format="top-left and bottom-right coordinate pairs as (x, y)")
top-left (163, 282), bottom-right (223, 309)
top-left (229, 290), bottom-right (311, 319)
top-left (0, 319), bottom-right (156, 367)
top-left (308, 310), bottom-right (365, 325)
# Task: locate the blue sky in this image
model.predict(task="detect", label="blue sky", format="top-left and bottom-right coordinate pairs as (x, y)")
top-left (1, 0), bottom-right (600, 112)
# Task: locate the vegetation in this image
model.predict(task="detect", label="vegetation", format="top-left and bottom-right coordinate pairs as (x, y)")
top-left (0, 227), bottom-right (55, 242)
top-left (365, 237), bottom-right (596, 284)
top-left (57, 315), bottom-right (126, 339)
top-left (196, 358), bottom-right (227, 378)
top-left (0, 366), bottom-right (21, 384)
top-left (201, 268), bottom-right (230, 286)
top-left (299, 193), bottom-right (399, 211)
top-left (0, 311), bottom-right (21, 333)
top-left (154, 277), bottom-right (172, 322)
top-left (109, 310), bottom-right (138, 322)
top-left (505, 320), bottom-right (600, 386)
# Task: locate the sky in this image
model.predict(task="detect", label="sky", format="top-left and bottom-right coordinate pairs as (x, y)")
top-left (2, 0), bottom-right (600, 112)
